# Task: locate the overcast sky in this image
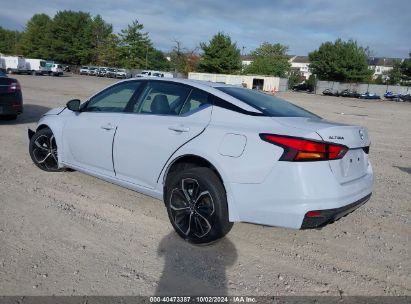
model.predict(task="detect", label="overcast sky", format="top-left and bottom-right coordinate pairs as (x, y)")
top-left (1, 0), bottom-right (410, 58)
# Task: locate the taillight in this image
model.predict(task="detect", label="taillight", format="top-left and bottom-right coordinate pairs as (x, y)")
top-left (260, 134), bottom-right (348, 161)
top-left (8, 81), bottom-right (21, 93)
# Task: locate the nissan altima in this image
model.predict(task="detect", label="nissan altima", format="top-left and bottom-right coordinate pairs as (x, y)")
top-left (28, 78), bottom-right (373, 244)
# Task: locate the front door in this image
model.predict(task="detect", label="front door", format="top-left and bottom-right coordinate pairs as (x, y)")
top-left (62, 81), bottom-right (143, 176)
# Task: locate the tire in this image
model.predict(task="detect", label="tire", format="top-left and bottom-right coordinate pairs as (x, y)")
top-left (29, 128), bottom-right (63, 172)
top-left (165, 167), bottom-right (233, 244)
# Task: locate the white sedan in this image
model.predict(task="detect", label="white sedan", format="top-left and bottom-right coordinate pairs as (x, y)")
top-left (28, 78), bottom-right (373, 244)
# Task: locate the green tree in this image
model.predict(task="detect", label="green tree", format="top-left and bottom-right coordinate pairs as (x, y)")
top-left (309, 39), bottom-right (373, 82)
top-left (0, 26), bottom-right (23, 55)
top-left (118, 20), bottom-right (151, 68)
top-left (169, 40), bottom-right (198, 75)
top-left (199, 32), bottom-right (241, 74)
top-left (90, 15), bottom-right (113, 65)
top-left (244, 42), bottom-right (291, 77)
top-left (48, 10), bottom-right (94, 64)
top-left (19, 14), bottom-right (52, 58)
top-left (147, 48), bottom-right (170, 70)
top-left (100, 33), bottom-right (121, 66)
top-left (387, 61), bottom-right (402, 85)
top-left (400, 52), bottom-right (411, 84)
top-left (288, 69), bottom-right (305, 89)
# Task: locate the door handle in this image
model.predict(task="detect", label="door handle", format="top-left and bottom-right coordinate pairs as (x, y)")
top-left (101, 123), bottom-right (115, 130)
top-left (168, 125), bottom-right (190, 132)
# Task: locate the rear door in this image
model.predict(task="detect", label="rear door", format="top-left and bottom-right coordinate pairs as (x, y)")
top-left (113, 81), bottom-right (212, 189)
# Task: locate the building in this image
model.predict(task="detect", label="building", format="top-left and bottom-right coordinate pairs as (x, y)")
top-left (241, 55), bottom-right (253, 67)
top-left (289, 55), bottom-right (311, 79)
top-left (368, 57), bottom-right (402, 80)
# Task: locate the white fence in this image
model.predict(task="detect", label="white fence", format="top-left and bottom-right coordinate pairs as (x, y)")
top-left (315, 81), bottom-right (410, 96)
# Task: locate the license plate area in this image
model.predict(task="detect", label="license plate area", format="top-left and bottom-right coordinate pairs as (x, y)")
top-left (329, 149), bottom-right (368, 183)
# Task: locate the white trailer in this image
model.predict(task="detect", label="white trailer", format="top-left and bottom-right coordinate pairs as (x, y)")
top-left (2, 56), bottom-right (26, 74)
top-left (25, 58), bottom-right (48, 75)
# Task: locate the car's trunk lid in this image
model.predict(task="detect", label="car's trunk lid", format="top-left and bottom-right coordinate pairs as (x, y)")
top-left (274, 117), bottom-right (370, 184)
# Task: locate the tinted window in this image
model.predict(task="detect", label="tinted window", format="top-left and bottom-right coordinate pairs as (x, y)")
top-left (216, 87), bottom-right (319, 118)
top-left (180, 89), bottom-right (210, 115)
top-left (134, 81), bottom-right (191, 115)
top-left (84, 81), bottom-right (141, 113)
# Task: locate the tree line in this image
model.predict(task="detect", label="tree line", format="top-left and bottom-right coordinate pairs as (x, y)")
top-left (0, 11), bottom-right (410, 85)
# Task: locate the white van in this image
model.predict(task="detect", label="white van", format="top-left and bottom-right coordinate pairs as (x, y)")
top-left (25, 58), bottom-right (47, 75)
top-left (2, 56), bottom-right (26, 74)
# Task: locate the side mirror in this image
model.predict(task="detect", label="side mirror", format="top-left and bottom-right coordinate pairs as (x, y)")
top-left (66, 99), bottom-right (80, 112)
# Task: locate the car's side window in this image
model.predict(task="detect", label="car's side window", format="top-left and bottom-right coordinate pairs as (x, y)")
top-left (180, 89), bottom-right (210, 115)
top-left (84, 81), bottom-right (142, 113)
top-left (133, 82), bottom-right (191, 115)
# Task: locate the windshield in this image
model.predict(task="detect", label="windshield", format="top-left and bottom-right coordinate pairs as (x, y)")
top-left (217, 87), bottom-right (320, 118)
top-left (118, 69), bottom-right (126, 72)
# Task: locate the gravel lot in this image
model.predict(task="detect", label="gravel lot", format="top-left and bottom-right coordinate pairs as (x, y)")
top-left (0, 74), bottom-right (410, 296)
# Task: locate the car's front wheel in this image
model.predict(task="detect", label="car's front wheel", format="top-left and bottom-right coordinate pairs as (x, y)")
top-left (29, 128), bottom-right (63, 172)
top-left (165, 167), bottom-right (233, 244)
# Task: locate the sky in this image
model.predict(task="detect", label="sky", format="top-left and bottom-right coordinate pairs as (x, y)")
top-left (0, 0), bottom-right (410, 58)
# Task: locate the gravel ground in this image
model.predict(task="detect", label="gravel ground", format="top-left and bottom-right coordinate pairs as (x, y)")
top-left (0, 74), bottom-right (410, 296)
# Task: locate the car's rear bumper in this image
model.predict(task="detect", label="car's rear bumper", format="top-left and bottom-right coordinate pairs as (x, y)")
top-left (0, 95), bottom-right (23, 115)
top-left (300, 193), bottom-right (371, 229)
top-left (228, 161), bottom-right (373, 229)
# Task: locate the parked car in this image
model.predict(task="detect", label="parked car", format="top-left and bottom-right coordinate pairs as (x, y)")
top-left (106, 68), bottom-right (117, 78)
top-left (50, 64), bottom-right (63, 76)
top-left (322, 89), bottom-right (339, 96)
top-left (358, 92), bottom-right (380, 100)
top-left (28, 79), bottom-right (373, 244)
top-left (0, 75), bottom-right (23, 120)
top-left (135, 70), bottom-right (173, 78)
top-left (292, 82), bottom-right (314, 92)
top-left (340, 89), bottom-right (360, 98)
top-left (87, 67), bottom-right (98, 76)
top-left (97, 67), bottom-right (108, 77)
top-left (79, 66), bottom-right (90, 75)
top-left (115, 69), bottom-right (129, 79)
top-left (25, 58), bottom-right (48, 75)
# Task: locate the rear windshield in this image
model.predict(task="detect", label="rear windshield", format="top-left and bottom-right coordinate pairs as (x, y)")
top-left (216, 87), bottom-right (319, 118)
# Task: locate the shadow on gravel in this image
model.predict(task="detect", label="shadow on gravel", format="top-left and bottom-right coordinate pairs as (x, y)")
top-left (393, 166), bottom-right (411, 175)
top-left (156, 232), bottom-right (237, 296)
top-left (0, 104), bottom-right (51, 125)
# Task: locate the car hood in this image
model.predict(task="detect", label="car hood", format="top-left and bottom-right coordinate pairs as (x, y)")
top-left (43, 107), bottom-right (66, 116)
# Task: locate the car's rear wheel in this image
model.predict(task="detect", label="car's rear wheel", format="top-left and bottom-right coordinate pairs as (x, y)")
top-left (29, 128), bottom-right (63, 172)
top-left (165, 167), bottom-right (233, 244)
